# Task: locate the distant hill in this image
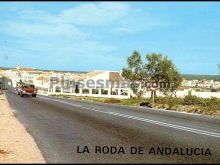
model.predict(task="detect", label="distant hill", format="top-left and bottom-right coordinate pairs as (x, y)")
top-left (182, 74), bottom-right (220, 80)
top-left (0, 67), bottom-right (14, 70)
top-left (0, 67), bottom-right (87, 74)
top-left (37, 69), bottom-right (88, 74)
top-left (1, 67), bottom-right (219, 80)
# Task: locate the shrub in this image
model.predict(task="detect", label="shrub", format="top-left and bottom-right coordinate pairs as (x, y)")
top-left (154, 97), bottom-right (168, 104)
top-left (183, 95), bottom-right (220, 110)
top-left (155, 96), bottom-right (182, 105)
top-left (206, 97), bottom-right (220, 110)
top-left (188, 90), bottom-right (192, 96)
top-left (104, 98), bottom-right (121, 104)
top-left (122, 98), bottom-right (149, 106)
top-left (183, 95), bottom-right (202, 105)
top-left (211, 88), bottom-right (217, 92)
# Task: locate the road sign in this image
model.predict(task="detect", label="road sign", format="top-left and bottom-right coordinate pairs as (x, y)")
top-left (150, 82), bottom-right (158, 108)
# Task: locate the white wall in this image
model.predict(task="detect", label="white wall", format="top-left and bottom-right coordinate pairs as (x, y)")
top-left (143, 90), bottom-right (220, 98)
top-left (191, 91), bottom-right (220, 98)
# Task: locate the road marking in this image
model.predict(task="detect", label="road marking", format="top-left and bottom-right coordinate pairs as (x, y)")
top-left (39, 95), bottom-right (210, 117)
top-left (38, 96), bottom-right (220, 138)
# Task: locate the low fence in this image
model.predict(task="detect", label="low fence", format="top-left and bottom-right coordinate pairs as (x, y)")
top-left (36, 86), bottom-right (49, 96)
top-left (190, 91), bottom-right (220, 98)
top-left (37, 86), bottom-right (131, 99)
top-left (47, 92), bottom-right (130, 99)
top-left (37, 86), bottom-right (220, 99)
top-left (143, 90), bottom-right (220, 98)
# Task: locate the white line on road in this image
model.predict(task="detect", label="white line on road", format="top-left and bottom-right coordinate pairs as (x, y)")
top-left (38, 96), bottom-right (220, 138)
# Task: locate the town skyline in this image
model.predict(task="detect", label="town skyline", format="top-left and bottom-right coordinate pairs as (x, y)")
top-left (0, 2), bottom-right (220, 74)
top-left (1, 65), bottom-right (220, 78)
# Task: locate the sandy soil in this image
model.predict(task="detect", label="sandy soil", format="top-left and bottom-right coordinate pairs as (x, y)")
top-left (0, 92), bottom-right (45, 163)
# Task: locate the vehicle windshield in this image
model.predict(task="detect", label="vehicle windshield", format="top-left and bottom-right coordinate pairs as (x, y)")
top-left (22, 85), bottom-right (34, 88)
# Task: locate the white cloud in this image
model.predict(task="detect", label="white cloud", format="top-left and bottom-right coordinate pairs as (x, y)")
top-left (0, 2), bottom-right (171, 70)
top-left (2, 2), bottom-right (170, 39)
top-left (59, 2), bottom-right (130, 26)
top-left (4, 21), bottom-right (87, 39)
top-left (16, 2), bottom-right (131, 27)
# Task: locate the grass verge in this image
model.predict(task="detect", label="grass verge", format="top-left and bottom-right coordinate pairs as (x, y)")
top-left (50, 94), bottom-right (220, 117)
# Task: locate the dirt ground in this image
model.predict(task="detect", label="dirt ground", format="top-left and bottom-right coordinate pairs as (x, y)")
top-left (0, 92), bottom-right (45, 163)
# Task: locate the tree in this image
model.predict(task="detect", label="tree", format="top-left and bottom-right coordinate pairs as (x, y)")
top-left (0, 74), bottom-right (10, 90)
top-left (145, 53), bottom-right (182, 97)
top-left (122, 51), bottom-right (183, 98)
top-left (122, 51), bottom-right (146, 97)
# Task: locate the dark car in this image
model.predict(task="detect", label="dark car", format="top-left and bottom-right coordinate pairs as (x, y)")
top-left (18, 84), bottom-right (37, 97)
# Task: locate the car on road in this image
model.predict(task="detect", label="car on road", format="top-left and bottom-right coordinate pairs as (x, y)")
top-left (18, 84), bottom-right (37, 97)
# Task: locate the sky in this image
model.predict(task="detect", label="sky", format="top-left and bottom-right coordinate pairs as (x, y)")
top-left (0, 2), bottom-right (220, 75)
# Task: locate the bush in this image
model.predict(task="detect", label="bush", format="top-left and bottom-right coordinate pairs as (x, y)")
top-left (155, 96), bottom-right (182, 106)
top-left (188, 90), bottom-right (192, 96)
top-left (183, 95), bottom-right (202, 105)
top-left (122, 98), bottom-right (149, 106)
top-left (183, 95), bottom-right (220, 110)
top-left (104, 98), bottom-right (121, 104)
top-left (211, 88), bottom-right (217, 92)
top-left (55, 88), bottom-right (61, 92)
top-left (154, 97), bottom-right (168, 104)
top-left (206, 97), bottom-right (220, 110)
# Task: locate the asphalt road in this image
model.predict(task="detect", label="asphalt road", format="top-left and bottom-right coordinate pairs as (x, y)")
top-left (4, 90), bottom-right (220, 163)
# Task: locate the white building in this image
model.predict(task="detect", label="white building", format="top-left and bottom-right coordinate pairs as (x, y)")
top-left (44, 70), bottom-right (131, 99)
top-left (2, 65), bottom-right (220, 99)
